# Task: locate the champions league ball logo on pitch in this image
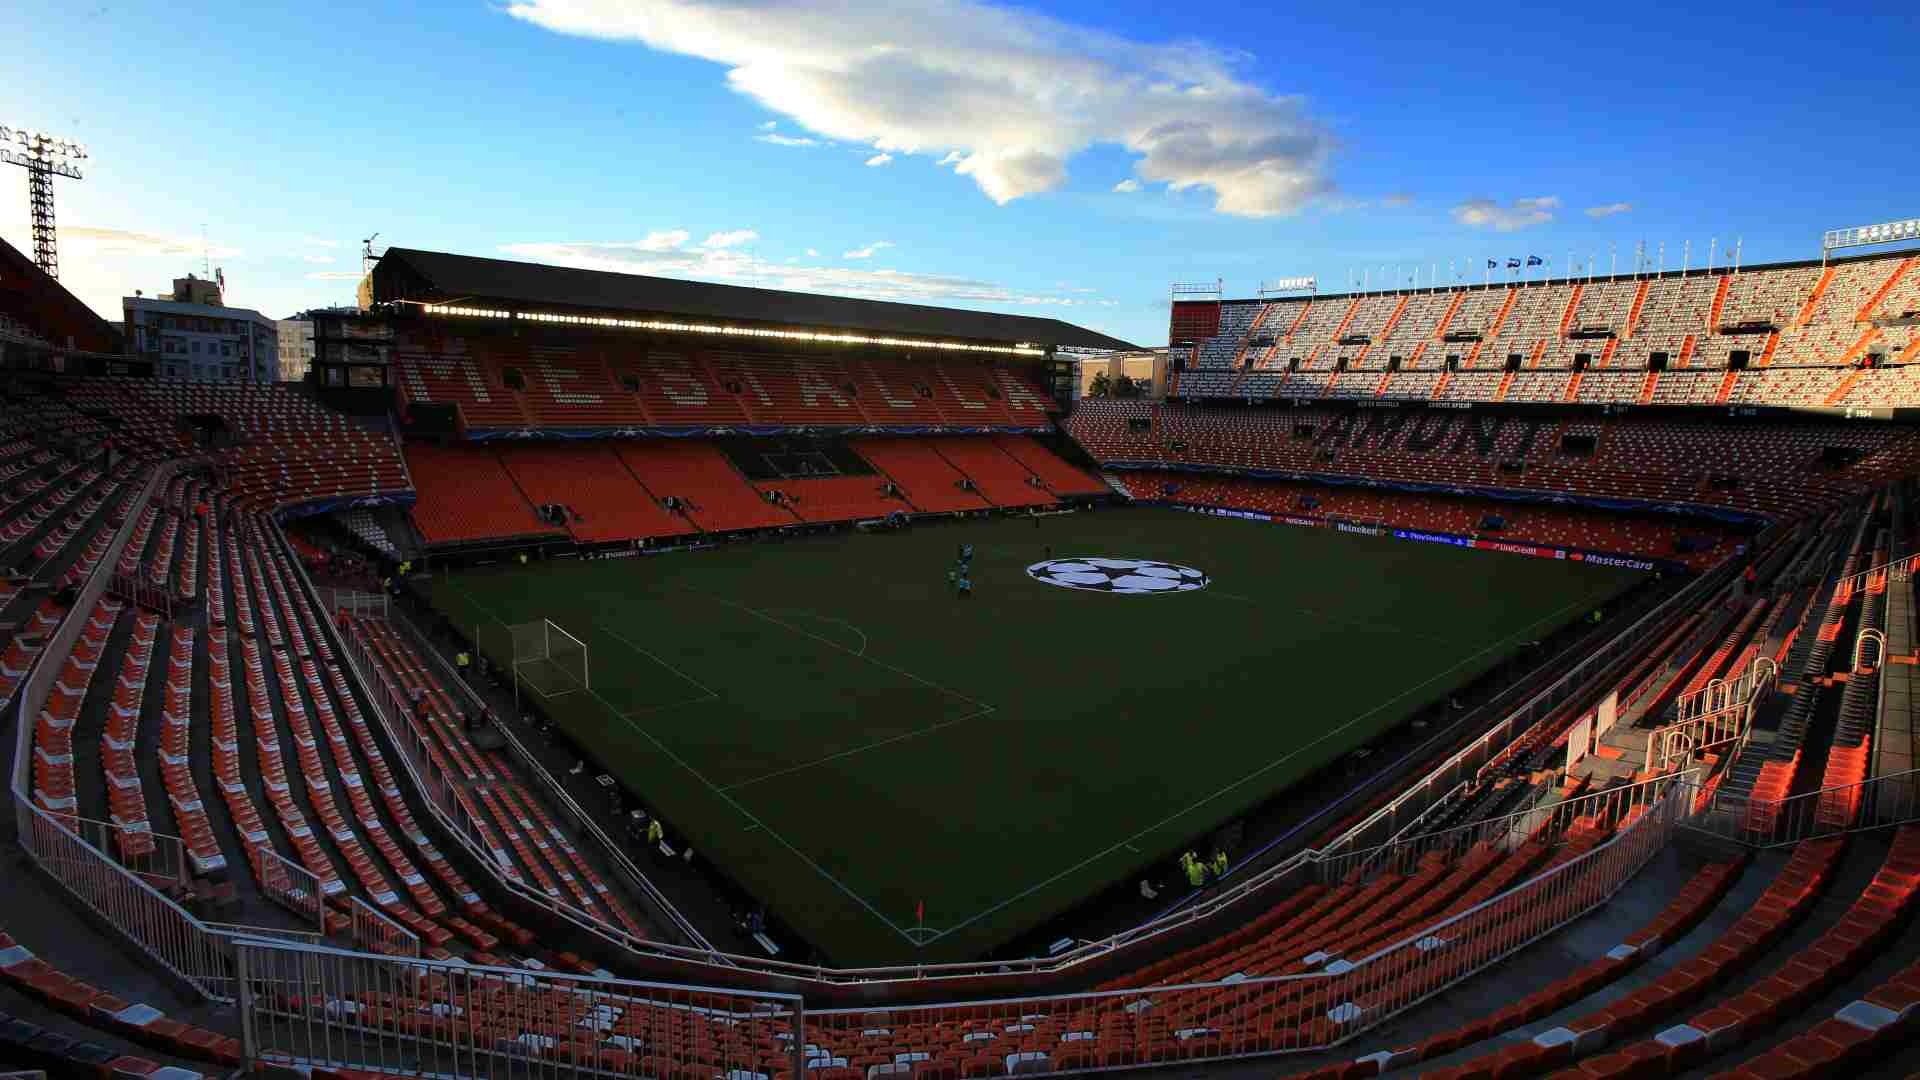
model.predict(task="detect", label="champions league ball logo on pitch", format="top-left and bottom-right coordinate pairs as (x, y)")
top-left (1025, 557), bottom-right (1210, 595)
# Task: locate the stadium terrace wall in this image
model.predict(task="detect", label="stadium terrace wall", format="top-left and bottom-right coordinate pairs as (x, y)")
top-left (1156, 501), bottom-right (1692, 575)
top-left (457, 422), bottom-right (1056, 441)
top-left (1102, 458), bottom-right (1773, 528)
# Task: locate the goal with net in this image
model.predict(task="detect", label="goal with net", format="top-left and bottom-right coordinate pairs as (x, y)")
top-left (508, 619), bottom-right (590, 699)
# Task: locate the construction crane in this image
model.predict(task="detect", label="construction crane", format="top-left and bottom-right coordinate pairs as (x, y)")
top-left (0, 123), bottom-right (88, 279)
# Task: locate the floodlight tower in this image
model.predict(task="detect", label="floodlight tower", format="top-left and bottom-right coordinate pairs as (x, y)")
top-left (0, 124), bottom-right (88, 279)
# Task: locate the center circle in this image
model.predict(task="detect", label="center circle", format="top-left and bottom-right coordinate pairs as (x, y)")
top-left (1025, 556), bottom-right (1211, 595)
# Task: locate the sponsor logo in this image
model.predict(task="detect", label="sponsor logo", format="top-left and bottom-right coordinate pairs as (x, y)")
top-left (1026, 557), bottom-right (1210, 595)
top-left (1336, 523), bottom-right (1382, 537)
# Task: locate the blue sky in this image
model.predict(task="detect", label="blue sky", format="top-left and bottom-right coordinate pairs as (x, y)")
top-left (4, 1), bottom-right (1915, 347)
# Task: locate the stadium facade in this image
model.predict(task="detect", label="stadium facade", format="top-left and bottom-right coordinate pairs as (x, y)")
top-left (3, 232), bottom-right (1920, 1079)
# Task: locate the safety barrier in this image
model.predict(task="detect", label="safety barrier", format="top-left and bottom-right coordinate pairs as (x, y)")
top-left (1686, 766), bottom-right (1920, 847)
top-left (331, 611), bottom-right (710, 971)
top-left (1648, 656), bottom-right (1776, 773)
top-left (16, 801), bottom-right (237, 998)
top-left (383, 605), bottom-right (712, 952)
top-left (253, 842), bottom-right (327, 929)
top-left (1319, 770), bottom-right (1690, 887)
top-left (349, 896), bottom-right (420, 959)
top-left (234, 939), bottom-right (805, 1079)
top-left (227, 779), bottom-right (1685, 1075)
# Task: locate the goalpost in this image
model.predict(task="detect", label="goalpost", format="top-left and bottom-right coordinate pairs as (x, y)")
top-left (508, 619), bottom-right (590, 700)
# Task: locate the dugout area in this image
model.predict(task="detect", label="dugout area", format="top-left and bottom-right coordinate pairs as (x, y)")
top-left (425, 507), bottom-right (1639, 965)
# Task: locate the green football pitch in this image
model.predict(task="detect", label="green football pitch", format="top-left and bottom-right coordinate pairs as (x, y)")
top-left (425, 507), bottom-right (1637, 965)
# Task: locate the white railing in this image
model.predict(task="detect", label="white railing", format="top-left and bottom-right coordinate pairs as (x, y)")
top-left (1686, 767), bottom-right (1920, 847)
top-left (380, 603), bottom-right (713, 953)
top-left (349, 895), bottom-right (420, 959)
top-left (234, 939), bottom-right (806, 1079)
top-left (1674, 655), bottom-right (1777, 724)
top-left (252, 843), bottom-right (326, 929)
top-left (1319, 771), bottom-right (1691, 887)
top-left (227, 780), bottom-right (1685, 1076)
top-left (1647, 656), bottom-right (1776, 773)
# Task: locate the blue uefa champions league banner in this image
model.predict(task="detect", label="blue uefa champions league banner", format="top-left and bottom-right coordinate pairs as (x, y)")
top-left (274, 490), bottom-right (418, 523)
top-left (1108, 460), bottom-right (1768, 527)
top-left (1163, 502), bottom-right (1681, 573)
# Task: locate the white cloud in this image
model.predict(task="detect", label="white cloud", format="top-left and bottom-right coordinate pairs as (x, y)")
top-left (1585, 201), bottom-right (1633, 219)
top-left (300, 253), bottom-right (334, 264)
top-left (1451, 195), bottom-right (1559, 231)
top-left (806, 248), bottom-right (819, 257)
top-left (296, 234), bottom-right (341, 249)
top-left (637, 229), bottom-right (691, 251)
top-left (844, 241), bottom-right (894, 260)
top-left (701, 229), bottom-right (759, 249)
top-left (497, 236), bottom-right (1098, 309)
top-left (1113, 179), bottom-right (1141, 193)
top-left (505, 0), bottom-right (1339, 217)
top-left (758, 120), bottom-right (778, 130)
top-left (62, 226), bottom-right (242, 260)
top-left (864, 153), bottom-right (894, 167)
top-left (305, 271), bottom-right (366, 281)
top-left (755, 132), bottom-right (818, 147)
top-left (1382, 191), bottom-right (1414, 208)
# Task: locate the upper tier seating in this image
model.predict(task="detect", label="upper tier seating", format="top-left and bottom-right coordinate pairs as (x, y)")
top-left (391, 331), bottom-right (1060, 431)
top-left (1171, 251), bottom-right (1920, 407)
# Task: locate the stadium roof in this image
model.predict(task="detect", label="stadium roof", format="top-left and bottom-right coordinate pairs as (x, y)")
top-left (0, 236), bottom-right (122, 354)
top-left (372, 247), bottom-right (1137, 352)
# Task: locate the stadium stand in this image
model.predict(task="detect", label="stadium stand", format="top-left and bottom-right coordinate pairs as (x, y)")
top-left (852, 437), bottom-right (993, 513)
top-left (403, 441), bottom-right (564, 545)
top-left (495, 442), bottom-right (694, 544)
top-left (930, 437), bottom-right (1057, 508)
top-left (1068, 400), bottom-right (1920, 518)
top-left (1166, 250), bottom-right (1920, 407)
top-left (1111, 471), bottom-right (1733, 568)
top-left (390, 326), bottom-right (1064, 433)
top-left (10, 233), bottom-right (1920, 1080)
top-left (990, 434), bottom-right (1109, 496)
top-left (615, 440), bottom-right (801, 532)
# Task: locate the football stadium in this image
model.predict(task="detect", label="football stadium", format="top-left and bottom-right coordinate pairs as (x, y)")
top-left (5, 5), bottom-right (1920, 1077)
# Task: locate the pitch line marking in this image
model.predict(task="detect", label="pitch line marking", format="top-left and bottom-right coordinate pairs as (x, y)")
top-left (763, 608), bottom-right (871, 657)
top-left (691, 589), bottom-right (997, 714)
top-left (720, 710), bottom-right (988, 793)
top-left (443, 580), bottom-right (907, 938)
top-left (592, 622), bottom-right (722, 703)
top-left (924, 591), bottom-right (1599, 942)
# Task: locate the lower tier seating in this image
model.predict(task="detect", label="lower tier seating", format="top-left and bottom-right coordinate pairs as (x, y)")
top-left (496, 443), bottom-right (695, 544)
top-left (403, 443), bottom-right (566, 545)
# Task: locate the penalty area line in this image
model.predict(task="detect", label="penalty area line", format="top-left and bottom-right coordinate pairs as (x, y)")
top-left (921, 591), bottom-right (1597, 943)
